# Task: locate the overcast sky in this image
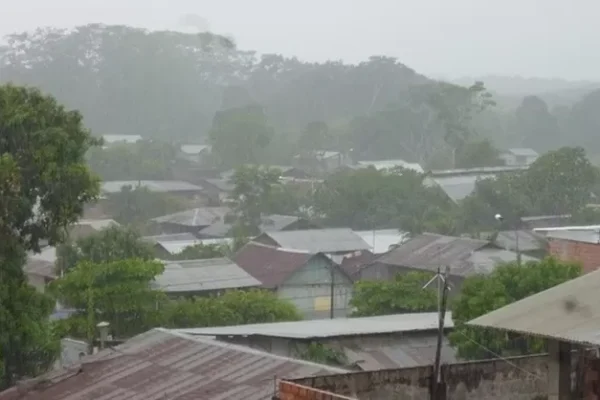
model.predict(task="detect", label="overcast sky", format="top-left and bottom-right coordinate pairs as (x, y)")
top-left (2, 0), bottom-right (598, 80)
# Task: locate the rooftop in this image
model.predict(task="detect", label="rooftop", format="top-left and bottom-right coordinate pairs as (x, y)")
top-left (232, 242), bottom-right (316, 287)
top-left (487, 230), bottom-right (547, 252)
top-left (101, 134), bottom-right (142, 144)
top-left (74, 218), bottom-right (119, 231)
top-left (154, 258), bottom-right (261, 293)
top-left (424, 174), bottom-right (496, 203)
top-left (373, 233), bottom-right (536, 277)
top-left (154, 238), bottom-right (233, 255)
top-left (354, 229), bottom-right (409, 254)
top-left (180, 144), bottom-right (211, 154)
top-left (257, 228), bottom-right (370, 254)
top-left (142, 232), bottom-right (199, 243)
top-left (469, 267), bottom-right (600, 346)
top-left (101, 180), bottom-right (203, 194)
top-left (546, 230), bottom-right (600, 244)
top-left (506, 148), bottom-right (539, 157)
top-left (356, 159), bottom-right (424, 174)
top-left (178, 312), bottom-right (454, 339)
top-left (199, 214), bottom-right (301, 238)
top-left (151, 207), bottom-right (230, 227)
top-left (0, 328), bottom-right (344, 400)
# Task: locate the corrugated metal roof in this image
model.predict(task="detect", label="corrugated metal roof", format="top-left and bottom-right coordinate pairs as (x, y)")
top-left (344, 334), bottom-right (457, 370)
top-left (507, 148), bottom-right (539, 157)
top-left (468, 268), bottom-right (600, 346)
top-left (233, 242), bottom-right (315, 287)
top-left (199, 214), bottom-right (301, 238)
top-left (178, 312), bottom-right (454, 339)
top-left (154, 258), bottom-right (261, 293)
top-left (534, 224), bottom-right (600, 232)
top-left (373, 233), bottom-right (533, 277)
top-left (156, 238), bottom-right (233, 255)
top-left (203, 178), bottom-right (235, 192)
top-left (180, 144), bottom-right (211, 154)
top-left (354, 229), bottom-right (409, 254)
top-left (101, 180), bottom-right (203, 194)
top-left (425, 174), bottom-right (496, 203)
top-left (546, 230), bottom-right (600, 244)
top-left (0, 328), bottom-right (344, 400)
top-left (151, 207), bottom-right (230, 227)
top-left (101, 134), bottom-right (142, 144)
top-left (143, 232), bottom-right (199, 243)
top-left (258, 229), bottom-right (370, 253)
top-left (493, 230), bottom-right (547, 252)
top-left (356, 160), bottom-right (424, 173)
top-left (75, 219), bottom-right (119, 230)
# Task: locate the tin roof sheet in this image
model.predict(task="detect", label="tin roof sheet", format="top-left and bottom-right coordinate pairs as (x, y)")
top-left (0, 328), bottom-right (344, 400)
top-left (469, 268), bottom-right (600, 346)
top-left (178, 312), bottom-right (453, 339)
top-left (258, 229), bottom-right (370, 254)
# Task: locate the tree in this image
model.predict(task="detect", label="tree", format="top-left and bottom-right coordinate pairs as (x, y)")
top-left (0, 84), bottom-right (98, 388)
top-left (228, 165), bottom-right (283, 235)
top-left (454, 139), bottom-right (504, 169)
top-left (104, 185), bottom-right (189, 227)
top-left (56, 225), bottom-right (154, 273)
top-left (515, 96), bottom-right (561, 151)
top-left (50, 259), bottom-right (166, 339)
top-left (163, 289), bottom-right (302, 328)
top-left (523, 147), bottom-right (598, 215)
top-left (350, 272), bottom-right (438, 317)
top-left (297, 121), bottom-right (332, 152)
top-left (209, 104), bottom-right (274, 168)
top-left (169, 243), bottom-right (229, 261)
top-left (449, 258), bottom-right (581, 359)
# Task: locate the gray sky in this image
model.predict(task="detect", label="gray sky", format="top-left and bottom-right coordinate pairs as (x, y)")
top-left (2, 0), bottom-right (598, 80)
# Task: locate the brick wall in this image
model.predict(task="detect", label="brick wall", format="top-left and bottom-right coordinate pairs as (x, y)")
top-left (548, 238), bottom-right (600, 273)
top-left (283, 354), bottom-right (549, 400)
top-left (279, 381), bottom-right (357, 400)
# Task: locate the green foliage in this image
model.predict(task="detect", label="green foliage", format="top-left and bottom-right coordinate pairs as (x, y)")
top-left (228, 165), bottom-right (285, 235)
top-left (56, 225), bottom-right (154, 273)
top-left (104, 185), bottom-right (189, 227)
top-left (50, 259), bottom-right (166, 339)
top-left (449, 257), bottom-right (581, 359)
top-left (169, 243), bottom-right (228, 260)
top-left (87, 140), bottom-right (177, 180)
top-left (0, 84), bottom-right (98, 388)
top-left (455, 139), bottom-right (504, 169)
top-left (313, 167), bottom-right (455, 233)
top-left (209, 105), bottom-right (274, 168)
top-left (163, 289), bottom-right (302, 328)
top-left (351, 272), bottom-right (438, 316)
top-left (297, 342), bottom-right (348, 366)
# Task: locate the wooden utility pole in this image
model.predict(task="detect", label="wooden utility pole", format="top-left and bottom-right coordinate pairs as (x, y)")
top-left (432, 266), bottom-right (450, 400)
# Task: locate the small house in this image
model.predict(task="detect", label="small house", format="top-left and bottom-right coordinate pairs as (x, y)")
top-left (499, 148), bottom-right (539, 166)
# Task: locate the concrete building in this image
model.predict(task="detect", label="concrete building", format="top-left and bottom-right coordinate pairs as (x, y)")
top-left (542, 228), bottom-right (600, 274)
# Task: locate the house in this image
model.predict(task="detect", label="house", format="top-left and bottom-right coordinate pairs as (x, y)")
top-left (540, 227), bottom-right (600, 274)
top-left (198, 214), bottom-right (318, 239)
top-left (100, 134), bottom-right (142, 146)
top-left (0, 328), bottom-right (345, 400)
top-left (468, 267), bottom-right (600, 399)
top-left (480, 229), bottom-right (548, 258)
top-left (359, 233), bottom-right (537, 287)
top-left (142, 232), bottom-right (199, 243)
top-left (233, 242), bottom-right (354, 319)
top-left (149, 206), bottom-right (230, 235)
top-left (356, 159), bottom-right (424, 174)
top-left (24, 246), bottom-right (57, 292)
top-left (178, 312), bottom-right (456, 371)
top-left (499, 148), bottom-right (539, 166)
top-left (69, 219), bottom-right (119, 240)
top-left (151, 237), bottom-right (233, 259)
top-left (179, 144), bottom-right (211, 164)
top-left (293, 151), bottom-right (347, 173)
top-left (198, 178), bottom-right (235, 205)
top-left (353, 229), bottom-right (408, 254)
top-left (252, 228), bottom-right (370, 255)
top-left (424, 165), bottom-right (529, 203)
top-left (153, 258), bottom-right (261, 296)
top-left (100, 180), bottom-right (204, 200)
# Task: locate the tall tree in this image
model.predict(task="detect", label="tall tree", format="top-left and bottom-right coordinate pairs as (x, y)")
top-left (0, 84), bottom-right (98, 388)
top-left (209, 104), bottom-right (274, 168)
top-left (515, 96), bottom-right (561, 151)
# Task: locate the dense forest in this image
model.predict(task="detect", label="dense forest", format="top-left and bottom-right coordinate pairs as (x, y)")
top-left (3, 24), bottom-right (600, 168)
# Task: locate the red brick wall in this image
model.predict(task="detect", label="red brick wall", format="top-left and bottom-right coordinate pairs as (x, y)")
top-left (278, 381), bottom-right (357, 400)
top-left (549, 238), bottom-right (600, 274)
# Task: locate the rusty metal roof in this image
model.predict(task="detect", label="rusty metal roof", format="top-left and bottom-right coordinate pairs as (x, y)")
top-left (0, 329), bottom-right (345, 400)
top-left (469, 268), bottom-right (600, 346)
